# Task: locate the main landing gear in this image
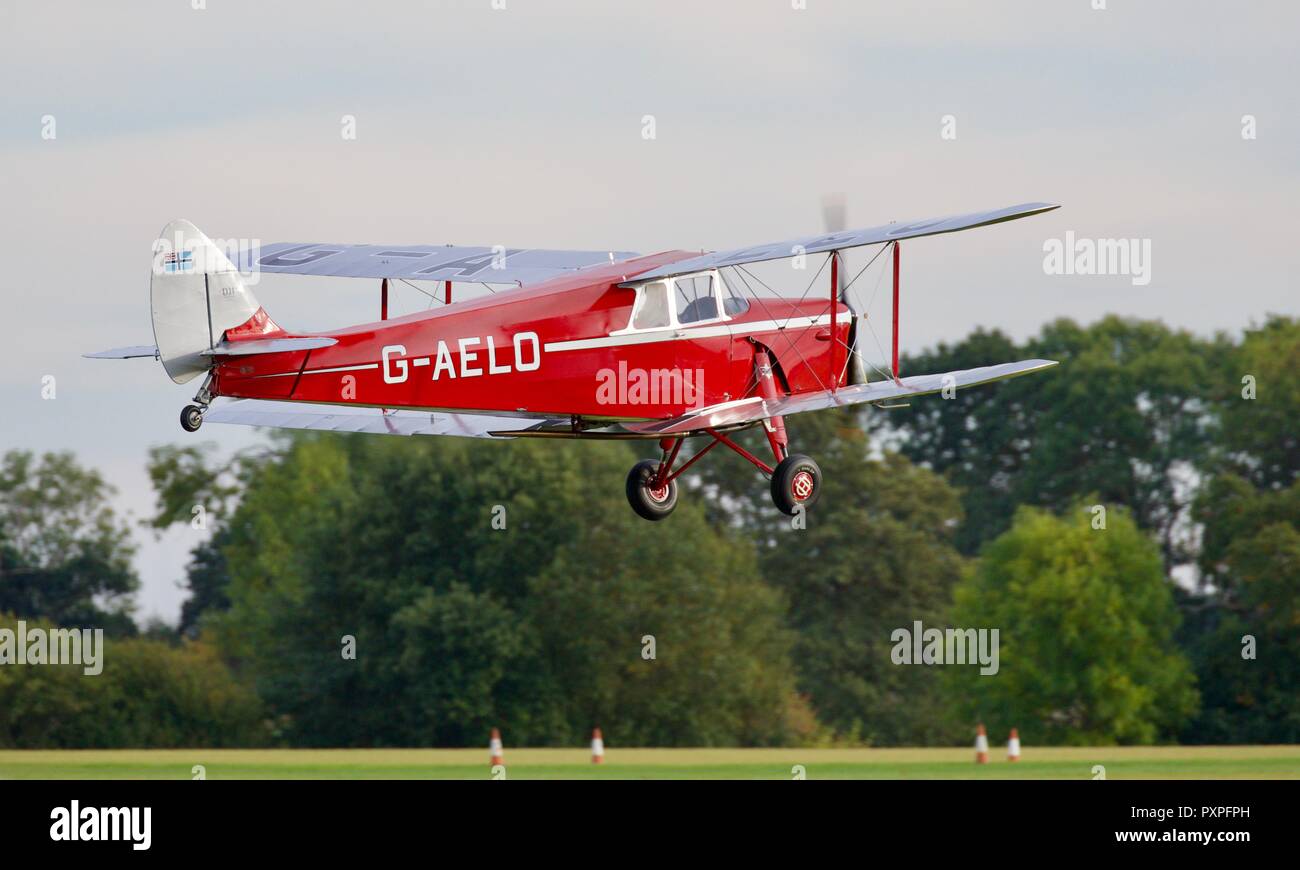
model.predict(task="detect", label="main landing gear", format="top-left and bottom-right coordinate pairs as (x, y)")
top-left (624, 433), bottom-right (823, 521)
top-left (623, 347), bottom-right (823, 520)
top-left (179, 373), bottom-right (214, 433)
top-left (770, 453), bottom-right (823, 515)
top-left (626, 459), bottom-right (678, 521)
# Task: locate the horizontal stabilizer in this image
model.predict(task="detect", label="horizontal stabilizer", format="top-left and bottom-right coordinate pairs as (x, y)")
top-left (203, 399), bottom-right (566, 439)
top-left (200, 337), bottom-right (338, 357)
top-left (625, 359), bottom-right (1059, 436)
top-left (83, 345), bottom-right (159, 360)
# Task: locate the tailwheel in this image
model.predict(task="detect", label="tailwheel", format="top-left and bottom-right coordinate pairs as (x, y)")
top-left (771, 453), bottom-right (822, 515)
top-left (180, 404), bottom-right (205, 433)
top-left (626, 458), bottom-right (678, 521)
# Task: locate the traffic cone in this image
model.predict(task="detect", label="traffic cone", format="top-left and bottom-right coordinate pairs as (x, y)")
top-left (974, 724), bottom-right (989, 764)
top-left (489, 727), bottom-right (505, 767)
top-left (1007, 728), bottom-right (1021, 762)
top-left (591, 728), bottom-right (605, 764)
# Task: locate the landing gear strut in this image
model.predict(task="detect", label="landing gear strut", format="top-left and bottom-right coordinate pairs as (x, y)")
top-left (179, 372), bottom-right (214, 433)
top-left (623, 347), bottom-right (823, 521)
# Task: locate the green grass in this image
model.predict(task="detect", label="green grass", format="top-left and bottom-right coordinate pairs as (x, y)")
top-left (2, 746), bottom-right (1298, 779)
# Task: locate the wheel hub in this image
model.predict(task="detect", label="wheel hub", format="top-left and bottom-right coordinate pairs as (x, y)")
top-left (790, 470), bottom-right (815, 501)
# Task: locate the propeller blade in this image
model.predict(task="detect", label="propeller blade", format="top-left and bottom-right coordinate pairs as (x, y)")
top-left (823, 193), bottom-right (869, 381)
top-left (821, 193), bottom-right (847, 233)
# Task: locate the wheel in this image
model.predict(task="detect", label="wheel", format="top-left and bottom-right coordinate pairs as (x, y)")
top-left (625, 459), bottom-right (678, 521)
top-left (180, 404), bottom-right (205, 432)
top-left (770, 453), bottom-right (822, 515)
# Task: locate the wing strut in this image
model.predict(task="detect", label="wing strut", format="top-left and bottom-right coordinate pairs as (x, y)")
top-left (829, 251), bottom-right (841, 393)
top-left (892, 241), bottom-right (901, 379)
top-left (381, 278), bottom-right (389, 320)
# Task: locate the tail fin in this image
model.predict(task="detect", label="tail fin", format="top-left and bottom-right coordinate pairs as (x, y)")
top-left (150, 219), bottom-right (264, 384)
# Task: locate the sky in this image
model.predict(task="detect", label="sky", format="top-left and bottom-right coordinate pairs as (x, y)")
top-left (1, 0), bottom-right (1296, 624)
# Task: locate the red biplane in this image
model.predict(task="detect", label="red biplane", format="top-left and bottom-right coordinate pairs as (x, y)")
top-left (88, 203), bottom-right (1059, 519)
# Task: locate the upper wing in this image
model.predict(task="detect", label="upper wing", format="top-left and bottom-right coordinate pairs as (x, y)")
top-left (240, 243), bottom-right (640, 286)
top-left (203, 399), bottom-right (568, 439)
top-left (625, 202), bottom-right (1058, 283)
top-left (623, 359), bottom-right (1058, 436)
top-left (222, 202), bottom-right (1053, 286)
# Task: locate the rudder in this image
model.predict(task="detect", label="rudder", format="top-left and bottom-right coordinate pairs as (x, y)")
top-left (150, 219), bottom-right (262, 384)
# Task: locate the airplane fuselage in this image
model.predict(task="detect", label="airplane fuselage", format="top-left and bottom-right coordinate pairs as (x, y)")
top-left (213, 251), bottom-right (851, 422)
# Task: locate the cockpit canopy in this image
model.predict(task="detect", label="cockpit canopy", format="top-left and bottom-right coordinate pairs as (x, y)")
top-left (622, 269), bottom-right (749, 332)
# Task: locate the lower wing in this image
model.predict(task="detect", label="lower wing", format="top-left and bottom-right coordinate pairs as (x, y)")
top-left (622, 359), bottom-right (1058, 436)
top-left (201, 359), bottom-right (1056, 440)
top-left (203, 400), bottom-right (569, 439)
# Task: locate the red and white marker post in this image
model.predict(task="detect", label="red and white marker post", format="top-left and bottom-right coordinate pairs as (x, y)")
top-left (1007, 728), bottom-right (1021, 762)
top-left (975, 724), bottom-right (989, 764)
top-left (591, 728), bottom-right (605, 764)
top-left (489, 727), bottom-right (505, 767)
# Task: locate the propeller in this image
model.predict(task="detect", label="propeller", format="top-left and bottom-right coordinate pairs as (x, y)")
top-left (821, 193), bottom-right (847, 234)
top-left (822, 193), bottom-right (870, 384)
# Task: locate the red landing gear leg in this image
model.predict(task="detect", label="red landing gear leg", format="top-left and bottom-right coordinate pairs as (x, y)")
top-left (751, 347), bottom-right (822, 516)
top-left (654, 437), bottom-right (683, 487)
top-left (626, 437), bottom-right (687, 521)
top-left (752, 348), bottom-right (789, 465)
top-left (622, 349), bottom-right (822, 520)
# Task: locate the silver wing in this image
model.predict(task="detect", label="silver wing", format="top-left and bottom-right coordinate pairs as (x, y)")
top-left (203, 399), bottom-right (568, 439)
top-left (204, 360), bottom-right (1056, 441)
top-left (625, 202), bottom-right (1058, 283)
top-left (623, 359), bottom-right (1059, 436)
top-left (241, 243), bottom-right (640, 286)
top-left (222, 202), bottom-right (1053, 287)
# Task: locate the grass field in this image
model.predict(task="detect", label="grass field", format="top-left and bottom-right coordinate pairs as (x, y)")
top-left (1, 745), bottom-right (1298, 779)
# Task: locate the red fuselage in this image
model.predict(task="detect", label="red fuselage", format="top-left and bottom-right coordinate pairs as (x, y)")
top-left (213, 251), bottom-right (850, 422)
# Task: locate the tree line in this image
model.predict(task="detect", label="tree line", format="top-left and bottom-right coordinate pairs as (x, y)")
top-left (0, 314), bottom-right (1295, 747)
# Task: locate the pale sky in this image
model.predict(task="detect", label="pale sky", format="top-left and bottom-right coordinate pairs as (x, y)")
top-left (1, 0), bottom-right (1296, 624)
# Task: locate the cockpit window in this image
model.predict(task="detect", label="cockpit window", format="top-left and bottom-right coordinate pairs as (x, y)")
top-left (632, 281), bottom-right (671, 329)
top-left (720, 273), bottom-right (750, 316)
top-left (674, 275), bottom-right (719, 323)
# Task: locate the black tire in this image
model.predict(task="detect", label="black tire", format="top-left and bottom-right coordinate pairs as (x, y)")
top-left (770, 453), bottom-right (822, 515)
top-left (180, 404), bottom-right (204, 433)
top-left (625, 459), bottom-right (678, 521)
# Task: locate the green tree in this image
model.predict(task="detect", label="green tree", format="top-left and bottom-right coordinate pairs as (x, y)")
top-left (1178, 315), bottom-right (1300, 743)
top-left (177, 531), bottom-right (232, 638)
top-left (1181, 475), bottom-right (1300, 742)
top-left (145, 443), bottom-right (246, 531)
top-left (0, 613), bottom-right (265, 748)
top-left (0, 451), bottom-right (138, 634)
top-left (209, 434), bottom-right (799, 746)
top-left (950, 506), bottom-right (1198, 745)
top-left (145, 443), bottom-right (267, 637)
top-left (1217, 316), bottom-right (1299, 489)
top-left (878, 317), bottom-right (1228, 563)
top-left (529, 498), bottom-right (797, 746)
top-left (693, 409), bottom-right (968, 744)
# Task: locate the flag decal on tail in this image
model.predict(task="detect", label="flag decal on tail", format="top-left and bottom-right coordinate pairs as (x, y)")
top-left (163, 250), bottom-right (194, 273)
